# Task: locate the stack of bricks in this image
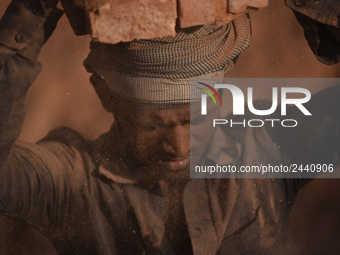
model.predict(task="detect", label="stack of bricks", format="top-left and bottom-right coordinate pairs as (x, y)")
top-left (61, 0), bottom-right (268, 44)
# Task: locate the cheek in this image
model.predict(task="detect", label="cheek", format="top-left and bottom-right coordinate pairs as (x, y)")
top-left (128, 130), bottom-right (164, 160)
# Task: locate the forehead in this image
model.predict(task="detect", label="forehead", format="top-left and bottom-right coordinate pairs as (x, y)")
top-left (118, 103), bottom-right (190, 124)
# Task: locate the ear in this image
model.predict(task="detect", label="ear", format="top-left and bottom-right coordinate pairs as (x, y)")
top-left (89, 74), bottom-right (116, 112)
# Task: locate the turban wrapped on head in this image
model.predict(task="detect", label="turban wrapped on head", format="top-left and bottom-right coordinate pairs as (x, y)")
top-left (84, 15), bottom-right (251, 109)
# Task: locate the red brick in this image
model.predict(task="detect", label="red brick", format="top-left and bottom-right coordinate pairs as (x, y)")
top-left (88, 0), bottom-right (177, 44)
top-left (62, 0), bottom-right (268, 44)
top-left (177, 0), bottom-right (267, 28)
top-left (178, 0), bottom-right (227, 27)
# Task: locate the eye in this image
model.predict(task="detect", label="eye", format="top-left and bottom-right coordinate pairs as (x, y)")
top-left (181, 120), bottom-right (190, 126)
top-left (141, 123), bottom-right (162, 132)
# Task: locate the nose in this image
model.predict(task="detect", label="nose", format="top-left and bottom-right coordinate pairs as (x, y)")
top-left (162, 125), bottom-right (190, 159)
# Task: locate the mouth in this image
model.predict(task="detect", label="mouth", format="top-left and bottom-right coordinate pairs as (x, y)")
top-left (161, 156), bottom-right (190, 171)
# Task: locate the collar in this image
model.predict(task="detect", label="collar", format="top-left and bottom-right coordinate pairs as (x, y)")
top-left (97, 165), bottom-right (136, 184)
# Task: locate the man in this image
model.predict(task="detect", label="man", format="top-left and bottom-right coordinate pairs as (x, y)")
top-left (0, 0), bottom-right (340, 255)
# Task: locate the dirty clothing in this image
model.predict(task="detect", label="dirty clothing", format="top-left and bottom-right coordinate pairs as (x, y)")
top-left (285, 0), bottom-right (340, 64)
top-left (0, 125), bottom-right (302, 255)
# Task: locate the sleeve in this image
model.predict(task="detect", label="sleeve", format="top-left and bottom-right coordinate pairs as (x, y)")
top-left (283, 85), bottom-right (340, 168)
top-left (266, 85), bottom-right (340, 200)
top-left (0, 140), bottom-right (78, 233)
top-left (285, 0), bottom-right (340, 65)
top-left (0, 0), bottom-right (63, 170)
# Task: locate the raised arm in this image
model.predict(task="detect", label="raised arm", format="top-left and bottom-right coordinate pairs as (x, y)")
top-left (0, 0), bottom-right (63, 169)
top-left (0, 1), bottom-right (63, 253)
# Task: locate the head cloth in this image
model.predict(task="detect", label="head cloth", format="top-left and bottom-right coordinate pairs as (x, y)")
top-left (84, 15), bottom-right (251, 109)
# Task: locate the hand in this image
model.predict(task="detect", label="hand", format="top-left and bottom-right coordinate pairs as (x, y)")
top-left (20, 0), bottom-right (64, 43)
top-left (0, 0), bottom-right (63, 57)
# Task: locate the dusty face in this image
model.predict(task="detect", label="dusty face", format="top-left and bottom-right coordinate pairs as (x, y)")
top-left (113, 103), bottom-right (191, 182)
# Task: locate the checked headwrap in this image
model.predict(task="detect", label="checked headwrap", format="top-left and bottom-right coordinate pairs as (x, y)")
top-left (84, 14), bottom-right (251, 109)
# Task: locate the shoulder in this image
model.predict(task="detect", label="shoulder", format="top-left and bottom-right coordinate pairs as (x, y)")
top-left (4, 126), bottom-right (94, 195)
top-left (39, 126), bottom-right (90, 152)
top-left (8, 127), bottom-right (89, 174)
top-left (0, 127), bottom-right (96, 230)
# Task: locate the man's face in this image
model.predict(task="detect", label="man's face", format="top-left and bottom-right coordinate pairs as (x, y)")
top-left (113, 103), bottom-right (191, 182)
